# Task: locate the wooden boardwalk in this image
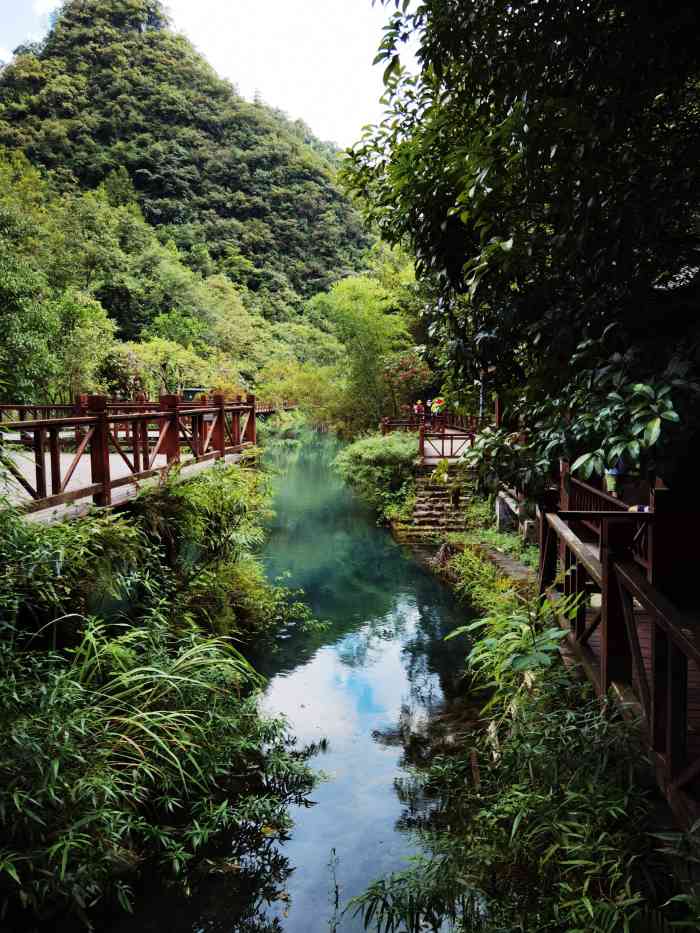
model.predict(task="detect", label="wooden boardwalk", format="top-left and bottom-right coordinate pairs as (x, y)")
top-left (540, 474), bottom-right (700, 828)
top-left (581, 617), bottom-right (700, 766)
top-left (0, 394), bottom-right (292, 523)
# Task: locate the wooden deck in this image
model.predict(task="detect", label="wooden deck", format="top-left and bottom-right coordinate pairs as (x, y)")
top-left (541, 488), bottom-right (700, 828)
top-left (1, 395), bottom-right (292, 523)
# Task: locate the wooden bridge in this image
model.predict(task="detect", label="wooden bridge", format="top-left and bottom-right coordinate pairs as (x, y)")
top-left (0, 394), bottom-right (292, 521)
top-left (380, 412), bottom-right (488, 466)
top-left (539, 465), bottom-right (700, 828)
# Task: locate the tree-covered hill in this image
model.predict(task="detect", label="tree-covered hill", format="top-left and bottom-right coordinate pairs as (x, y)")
top-left (0, 0), bottom-right (369, 319)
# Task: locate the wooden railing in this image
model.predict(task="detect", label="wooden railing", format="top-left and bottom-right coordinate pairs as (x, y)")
top-left (380, 412), bottom-right (487, 435)
top-left (419, 427), bottom-right (475, 461)
top-left (539, 504), bottom-right (700, 827)
top-left (561, 463), bottom-right (652, 573)
top-left (0, 393), bottom-right (265, 514)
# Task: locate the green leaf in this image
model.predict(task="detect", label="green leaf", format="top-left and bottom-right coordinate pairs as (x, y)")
top-left (570, 453), bottom-right (592, 473)
top-left (382, 55), bottom-right (401, 84)
top-left (660, 410), bottom-right (679, 422)
top-left (644, 417), bottom-right (661, 447)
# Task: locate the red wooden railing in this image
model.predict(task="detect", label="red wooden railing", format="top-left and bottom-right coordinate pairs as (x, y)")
top-left (540, 465), bottom-right (700, 827)
top-left (419, 427), bottom-right (475, 461)
top-left (380, 412), bottom-right (486, 463)
top-left (380, 412), bottom-right (487, 435)
top-left (0, 394), bottom-right (292, 514)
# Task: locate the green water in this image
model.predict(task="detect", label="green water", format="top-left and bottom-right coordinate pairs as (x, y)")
top-left (252, 433), bottom-right (468, 930)
top-left (117, 433), bottom-right (469, 932)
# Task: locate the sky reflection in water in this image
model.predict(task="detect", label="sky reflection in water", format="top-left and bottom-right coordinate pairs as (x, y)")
top-left (112, 432), bottom-right (468, 933)
top-left (255, 434), bottom-right (467, 931)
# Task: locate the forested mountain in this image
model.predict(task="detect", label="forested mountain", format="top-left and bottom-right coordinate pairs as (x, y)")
top-left (0, 0), bottom-right (368, 324)
top-left (0, 0), bottom-right (419, 411)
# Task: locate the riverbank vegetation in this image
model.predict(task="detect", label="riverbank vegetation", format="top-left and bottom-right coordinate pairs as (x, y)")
top-left (0, 462), bottom-right (317, 927)
top-left (352, 509), bottom-right (696, 931)
top-left (334, 432), bottom-right (417, 523)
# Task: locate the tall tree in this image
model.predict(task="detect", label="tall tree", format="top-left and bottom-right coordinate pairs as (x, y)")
top-left (346, 0), bottom-right (700, 488)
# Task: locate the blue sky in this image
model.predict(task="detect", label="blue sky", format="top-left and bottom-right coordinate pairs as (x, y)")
top-left (0, 0), bottom-right (410, 147)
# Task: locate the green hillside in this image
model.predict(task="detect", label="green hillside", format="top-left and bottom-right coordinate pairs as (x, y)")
top-left (0, 0), bottom-right (368, 324)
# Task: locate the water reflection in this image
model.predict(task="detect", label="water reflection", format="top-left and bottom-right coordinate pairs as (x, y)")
top-left (254, 433), bottom-right (468, 931)
top-left (116, 431), bottom-right (469, 933)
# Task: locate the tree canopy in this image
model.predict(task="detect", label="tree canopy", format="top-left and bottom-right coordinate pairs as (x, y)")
top-left (346, 0), bottom-right (700, 490)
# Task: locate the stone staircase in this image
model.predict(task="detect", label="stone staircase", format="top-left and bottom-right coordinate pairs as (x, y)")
top-left (395, 476), bottom-right (469, 542)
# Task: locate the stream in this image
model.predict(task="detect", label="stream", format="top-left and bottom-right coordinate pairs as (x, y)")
top-left (116, 432), bottom-right (469, 932)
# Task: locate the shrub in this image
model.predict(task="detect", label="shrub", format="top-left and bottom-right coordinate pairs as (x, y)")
top-left (0, 618), bottom-right (315, 921)
top-left (334, 431), bottom-right (417, 521)
top-left (0, 462), bottom-right (319, 924)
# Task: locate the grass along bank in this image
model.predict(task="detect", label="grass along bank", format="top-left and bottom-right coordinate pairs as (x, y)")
top-left (350, 497), bottom-right (700, 932)
top-left (0, 460), bottom-right (318, 928)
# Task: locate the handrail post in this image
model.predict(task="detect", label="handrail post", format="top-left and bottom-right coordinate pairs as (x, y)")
top-left (245, 394), bottom-right (257, 445)
top-left (33, 426), bottom-right (47, 500)
top-left (537, 490), bottom-right (559, 595)
top-left (232, 396), bottom-right (242, 447)
top-left (87, 395), bottom-right (111, 506)
top-left (648, 485), bottom-right (690, 778)
top-left (159, 394), bottom-right (181, 464)
top-left (600, 518), bottom-right (634, 691)
top-left (419, 424), bottom-right (425, 461)
top-left (74, 393), bottom-right (88, 446)
top-left (213, 393), bottom-right (226, 459)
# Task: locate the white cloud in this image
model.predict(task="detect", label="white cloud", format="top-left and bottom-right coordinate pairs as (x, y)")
top-left (0, 47), bottom-right (11, 64)
top-left (32, 0), bottom-right (60, 15)
top-left (163, 0), bottom-right (416, 148)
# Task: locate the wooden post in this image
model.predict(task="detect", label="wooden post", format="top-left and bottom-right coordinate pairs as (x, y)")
top-left (49, 426), bottom-right (61, 495)
top-left (33, 427), bottom-right (47, 500)
top-left (650, 484), bottom-right (700, 606)
top-left (132, 418), bottom-right (141, 474)
top-left (494, 395), bottom-right (502, 429)
top-left (213, 393), bottom-right (226, 458)
top-left (159, 395), bottom-right (181, 464)
top-left (667, 641), bottom-right (688, 779)
top-left (419, 423), bottom-right (425, 461)
top-left (652, 625), bottom-right (668, 755)
top-left (600, 518), bottom-right (634, 691)
top-left (74, 394), bottom-right (88, 446)
top-left (245, 394), bottom-right (257, 445)
top-left (537, 499), bottom-right (559, 596)
top-left (87, 395), bottom-right (111, 506)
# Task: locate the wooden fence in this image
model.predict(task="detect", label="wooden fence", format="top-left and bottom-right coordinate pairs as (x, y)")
top-left (380, 412), bottom-right (486, 463)
top-left (419, 427), bottom-right (475, 461)
top-left (540, 466), bottom-right (700, 827)
top-left (0, 394), bottom-right (291, 514)
top-left (380, 412), bottom-right (487, 435)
